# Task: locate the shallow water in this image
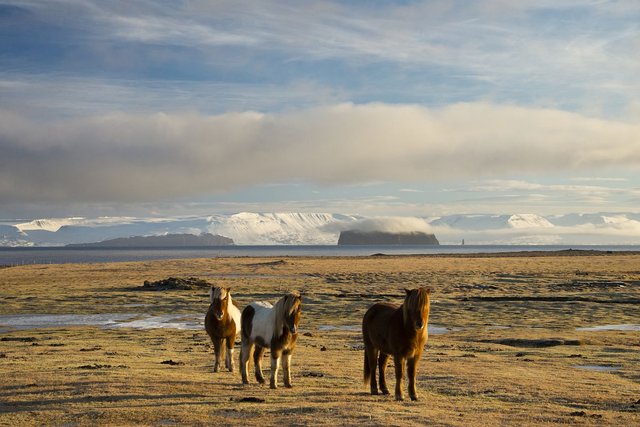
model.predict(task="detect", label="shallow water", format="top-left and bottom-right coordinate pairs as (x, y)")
top-left (574, 365), bottom-right (622, 372)
top-left (0, 313), bottom-right (451, 334)
top-left (108, 315), bottom-right (202, 330)
top-left (0, 313), bottom-right (139, 330)
top-left (0, 313), bottom-right (203, 331)
top-left (576, 324), bottom-right (640, 332)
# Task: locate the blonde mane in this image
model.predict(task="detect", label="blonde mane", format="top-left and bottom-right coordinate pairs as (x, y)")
top-left (402, 287), bottom-right (430, 325)
top-left (273, 291), bottom-right (301, 338)
top-left (210, 286), bottom-right (228, 304)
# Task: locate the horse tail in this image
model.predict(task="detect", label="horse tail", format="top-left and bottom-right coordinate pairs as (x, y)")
top-left (363, 349), bottom-right (371, 385)
top-left (240, 305), bottom-right (255, 342)
top-left (363, 312), bottom-right (371, 385)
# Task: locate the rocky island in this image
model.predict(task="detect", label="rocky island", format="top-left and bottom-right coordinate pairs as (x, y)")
top-left (67, 233), bottom-right (234, 248)
top-left (337, 230), bottom-right (439, 245)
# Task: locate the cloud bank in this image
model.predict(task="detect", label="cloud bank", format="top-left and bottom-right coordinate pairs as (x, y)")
top-left (1, 103), bottom-right (639, 204)
top-left (322, 216), bottom-right (433, 235)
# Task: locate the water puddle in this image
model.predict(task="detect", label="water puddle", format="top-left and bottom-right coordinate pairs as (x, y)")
top-left (1, 314), bottom-right (451, 334)
top-left (0, 313), bottom-right (203, 331)
top-left (0, 313), bottom-right (138, 330)
top-left (108, 315), bottom-right (202, 330)
top-left (318, 324), bottom-right (450, 334)
top-left (576, 324), bottom-right (640, 332)
top-left (574, 365), bottom-right (622, 372)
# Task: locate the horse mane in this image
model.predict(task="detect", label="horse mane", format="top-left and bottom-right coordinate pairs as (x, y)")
top-left (273, 291), bottom-right (301, 338)
top-left (209, 286), bottom-right (229, 304)
top-left (402, 287), bottom-right (430, 326)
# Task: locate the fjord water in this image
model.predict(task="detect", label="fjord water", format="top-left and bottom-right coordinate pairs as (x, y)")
top-left (2, 244), bottom-right (640, 265)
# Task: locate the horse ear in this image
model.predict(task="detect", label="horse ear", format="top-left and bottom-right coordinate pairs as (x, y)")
top-left (405, 288), bottom-right (411, 295)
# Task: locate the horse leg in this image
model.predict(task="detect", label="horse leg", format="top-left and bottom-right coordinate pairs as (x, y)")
top-left (270, 350), bottom-right (282, 389)
top-left (378, 353), bottom-right (390, 395)
top-left (254, 346), bottom-right (266, 384)
top-left (407, 357), bottom-right (419, 401)
top-left (225, 336), bottom-right (235, 372)
top-left (366, 347), bottom-right (380, 395)
top-left (282, 350), bottom-right (293, 388)
top-left (393, 355), bottom-right (405, 401)
top-left (240, 341), bottom-right (254, 384)
top-left (213, 338), bottom-right (222, 372)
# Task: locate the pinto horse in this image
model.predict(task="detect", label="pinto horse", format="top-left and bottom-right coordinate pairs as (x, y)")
top-left (204, 286), bottom-right (242, 372)
top-left (362, 287), bottom-right (431, 401)
top-left (240, 292), bottom-right (302, 389)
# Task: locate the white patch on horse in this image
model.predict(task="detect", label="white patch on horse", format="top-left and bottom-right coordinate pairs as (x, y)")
top-left (248, 301), bottom-right (275, 343)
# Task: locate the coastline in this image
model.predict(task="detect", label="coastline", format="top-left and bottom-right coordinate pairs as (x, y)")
top-left (2, 244), bottom-right (640, 266)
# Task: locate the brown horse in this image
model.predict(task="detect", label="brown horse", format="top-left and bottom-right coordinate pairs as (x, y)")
top-left (204, 286), bottom-right (242, 372)
top-left (362, 287), bottom-right (431, 401)
top-left (240, 292), bottom-right (302, 389)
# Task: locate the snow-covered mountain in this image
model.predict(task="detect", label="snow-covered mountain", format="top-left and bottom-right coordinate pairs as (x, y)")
top-left (430, 213), bottom-right (640, 245)
top-left (206, 213), bottom-right (359, 245)
top-left (0, 213), bottom-right (361, 246)
top-left (1, 212), bottom-right (639, 247)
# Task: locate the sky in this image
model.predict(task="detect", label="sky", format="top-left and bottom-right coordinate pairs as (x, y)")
top-left (1, 0), bottom-right (639, 220)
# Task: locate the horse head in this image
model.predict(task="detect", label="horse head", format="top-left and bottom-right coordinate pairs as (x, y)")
top-left (209, 286), bottom-right (230, 321)
top-left (403, 287), bottom-right (430, 330)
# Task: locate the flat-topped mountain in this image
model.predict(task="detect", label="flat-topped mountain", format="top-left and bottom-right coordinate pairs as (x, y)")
top-left (67, 233), bottom-right (233, 248)
top-left (338, 230), bottom-right (439, 245)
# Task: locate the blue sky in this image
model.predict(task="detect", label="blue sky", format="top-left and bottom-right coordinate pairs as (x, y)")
top-left (1, 0), bottom-right (639, 219)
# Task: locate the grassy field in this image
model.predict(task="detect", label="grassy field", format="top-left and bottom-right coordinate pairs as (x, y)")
top-left (1, 253), bottom-right (639, 426)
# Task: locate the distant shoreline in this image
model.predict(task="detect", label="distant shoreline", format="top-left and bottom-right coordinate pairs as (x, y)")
top-left (2, 245), bottom-right (640, 266)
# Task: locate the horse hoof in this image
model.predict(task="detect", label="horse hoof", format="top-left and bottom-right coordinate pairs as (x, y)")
top-left (395, 395), bottom-right (404, 401)
top-left (370, 390), bottom-right (379, 396)
top-left (270, 384), bottom-right (278, 390)
top-left (410, 396), bottom-right (418, 401)
top-left (285, 383), bottom-right (293, 388)
top-left (381, 389), bottom-right (390, 395)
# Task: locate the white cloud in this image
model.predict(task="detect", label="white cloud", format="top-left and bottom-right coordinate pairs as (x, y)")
top-left (570, 177), bottom-right (628, 183)
top-left (9, 1), bottom-right (638, 116)
top-left (1, 102), bottom-right (639, 205)
top-left (322, 216), bottom-right (433, 234)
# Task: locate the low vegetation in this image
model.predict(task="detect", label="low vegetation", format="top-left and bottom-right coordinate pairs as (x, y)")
top-left (1, 254), bottom-right (639, 425)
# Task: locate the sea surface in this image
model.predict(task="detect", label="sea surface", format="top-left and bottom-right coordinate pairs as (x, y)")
top-left (1, 245), bottom-right (639, 265)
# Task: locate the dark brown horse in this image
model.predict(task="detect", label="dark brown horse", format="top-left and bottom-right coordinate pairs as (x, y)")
top-left (240, 292), bottom-right (302, 389)
top-left (204, 286), bottom-right (242, 372)
top-left (362, 287), bottom-right (431, 401)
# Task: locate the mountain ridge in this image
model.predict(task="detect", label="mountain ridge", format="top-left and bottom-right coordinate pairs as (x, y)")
top-left (1, 212), bottom-right (640, 246)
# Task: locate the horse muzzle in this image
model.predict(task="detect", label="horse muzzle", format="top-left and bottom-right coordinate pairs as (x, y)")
top-left (215, 311), bottom-right (224, 320)
top-left (290, 325), bottom-right (297, 334)
top-left (415, 320), bottom-right (424, 330)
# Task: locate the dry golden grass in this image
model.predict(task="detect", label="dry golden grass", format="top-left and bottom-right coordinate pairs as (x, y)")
top-left (1, 254), bottom-right (639, 426)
